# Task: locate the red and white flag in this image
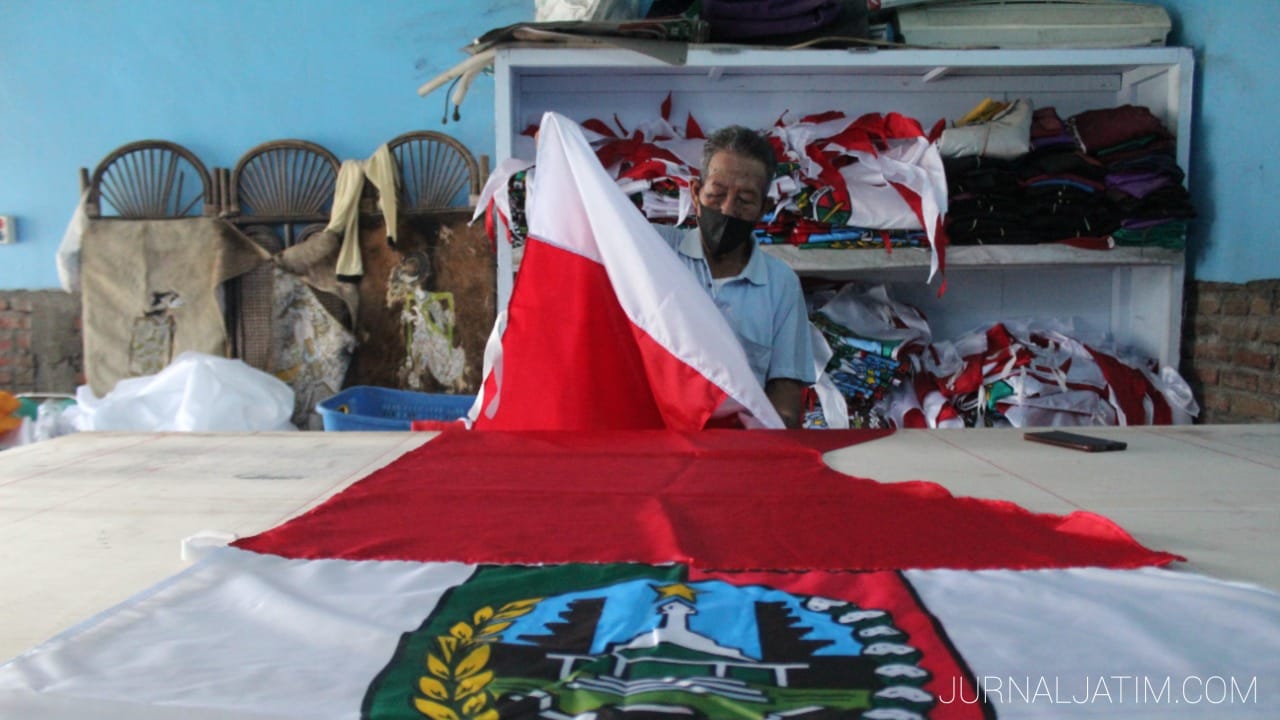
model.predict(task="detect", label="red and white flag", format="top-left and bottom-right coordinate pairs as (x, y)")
top-left (472, 112), bottom-right (782, 431)
top-left (2, 430), bottom-right (1278, 720)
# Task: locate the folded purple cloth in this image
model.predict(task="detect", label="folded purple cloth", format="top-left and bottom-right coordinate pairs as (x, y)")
top-left (1106, 171), bottom-right (1176, 199)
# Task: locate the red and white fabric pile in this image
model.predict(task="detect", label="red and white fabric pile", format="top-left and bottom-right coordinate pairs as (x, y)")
top-left (888, 319), bottom-right (1199, 429)
top-left (479, 100), bottom-right (953, 285)
top-left (808, 283), bottom-right (1198, 429)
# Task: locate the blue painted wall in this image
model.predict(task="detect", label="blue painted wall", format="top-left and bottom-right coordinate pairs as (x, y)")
top-left (0, 0), bottom-right (1276, 287)
top-left (1161, 0), bottom-right (1280, 281)
top-left (0, 0), bottom-right (529, 289)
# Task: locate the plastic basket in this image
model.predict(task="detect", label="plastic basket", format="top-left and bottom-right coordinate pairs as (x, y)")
top-left (317, 386), bottom-right (473, 431)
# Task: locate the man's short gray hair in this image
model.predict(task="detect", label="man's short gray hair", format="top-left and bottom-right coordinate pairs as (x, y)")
top-left (700, 125), bottom-right (777, 193)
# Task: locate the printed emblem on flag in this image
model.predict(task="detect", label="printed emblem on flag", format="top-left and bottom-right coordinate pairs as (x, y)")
top-left (363, 564), bottom-right (988, 720)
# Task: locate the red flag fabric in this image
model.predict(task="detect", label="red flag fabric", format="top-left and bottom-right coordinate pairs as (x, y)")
top-left (235, 429), bottom-right (1181, 572)
top-left (472, 112), bottom-right (782, 430)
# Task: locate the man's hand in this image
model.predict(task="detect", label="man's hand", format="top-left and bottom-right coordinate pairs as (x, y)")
top-left (765, 378), bottom-right (806, 429)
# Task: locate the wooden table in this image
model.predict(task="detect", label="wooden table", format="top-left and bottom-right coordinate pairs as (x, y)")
top-left (2, 425), bottom-right (1277, 663)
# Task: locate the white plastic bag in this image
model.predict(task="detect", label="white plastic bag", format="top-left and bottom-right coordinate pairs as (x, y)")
top-left (535, 0), bottom-right (652, 21)
top-left (56, 189), bottom-right (89, 293)
top-left (72, 352), bottom-right (297, 432)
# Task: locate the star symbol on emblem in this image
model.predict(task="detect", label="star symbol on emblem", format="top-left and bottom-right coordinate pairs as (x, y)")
top-left (652, 582), bottom-right (698, 603)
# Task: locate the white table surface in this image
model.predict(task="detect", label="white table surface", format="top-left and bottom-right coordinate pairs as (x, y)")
top-left (1, 424), bottom-right (1276, 663)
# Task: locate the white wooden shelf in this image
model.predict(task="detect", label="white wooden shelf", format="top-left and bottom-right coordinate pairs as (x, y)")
top-left (493, 45), bottom-right (1194, 366)
top-left (765, 244), bottom-right (1182, 278)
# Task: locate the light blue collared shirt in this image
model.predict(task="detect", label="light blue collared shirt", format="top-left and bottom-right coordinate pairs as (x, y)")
top-left (655, 225), bottom-right (816, 387)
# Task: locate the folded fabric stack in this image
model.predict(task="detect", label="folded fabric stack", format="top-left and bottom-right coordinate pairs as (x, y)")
top-left (811, 313), bottom-right (909, 428)
top-left (480, 100), bottom-right (1191, 263)
top-left (806, 283), bottom-right (933, 429)
top-left (942, 104), bottom-right (1050, 245)
top-left (754, 210), bottom-right (927, 249)
top-left (943, 154), bottom-right (1034, 245)
top-left (1070, 104), bottom-right (1196, 249)
top-left (943, 104), bottom-right (1116, 245)
top-left (1017, 127), bottom-right (1119, 245)
top-left (762, 110), bottom-right (950, 282)
top-left (940, 101), bottom-right (1194, 248)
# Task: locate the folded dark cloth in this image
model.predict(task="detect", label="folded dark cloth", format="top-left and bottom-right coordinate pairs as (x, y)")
top-left (1106, 152), bottom-right (1184, 178)
top-left (1016, 148), bottom-right (1107, 181)
top-left (1112, 220), bottom-right (1188, 249)
top-left (944, 156), bottom-right (1022, 196)
top-left (1023, 182), bottom-right (1101, 204)
top-left (948, 194), bottom-right (1028, 220)
top-left (1027, 207), bottom-right (1121, 241)
top-left (943, 155), bottom-right (1017, 175)
top-left (947, 216), bottom-right (1037, 245)
top-left (1031, 106), bottom-right (1068, 140)
top-left (703, 0), bottom-right (843, 40)
top-left (1106, 184), bottom-right (1196, 221)
top-left (1069, 104), bottom-right (1173, 154)
top-left (1093, 139), bottom-right (1178, 165)
top-left (1022, 174), bottom-right (1107, 193)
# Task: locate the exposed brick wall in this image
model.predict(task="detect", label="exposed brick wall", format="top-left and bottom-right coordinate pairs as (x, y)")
top-left (1182, 279), bottom-right (1280, 423)
top-left (2, 282), bottom-right (1278, 424)
top-left (0, 291), bottom-right (83, 394)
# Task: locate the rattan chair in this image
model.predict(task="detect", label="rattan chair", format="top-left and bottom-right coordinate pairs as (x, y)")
top-left (83, 140), bottom-right (214, 219)
top-left (386, 131), bottom-right (482, 211)
top-left (226, 139), bottom-right (340, 245)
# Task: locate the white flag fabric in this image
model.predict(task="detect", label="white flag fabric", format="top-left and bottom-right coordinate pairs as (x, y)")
top-left (1, 548), bottom-right (1278, 719)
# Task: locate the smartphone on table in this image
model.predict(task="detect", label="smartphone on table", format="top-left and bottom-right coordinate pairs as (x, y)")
top-left (1023, 430), bottom-right (1127, 453)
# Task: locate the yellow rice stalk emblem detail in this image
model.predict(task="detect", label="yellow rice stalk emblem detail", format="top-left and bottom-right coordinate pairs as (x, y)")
top-left (413, 598), bottom-right (541, 720)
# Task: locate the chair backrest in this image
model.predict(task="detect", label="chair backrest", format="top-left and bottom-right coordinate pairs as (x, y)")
top-left (227, 225), bottom-right (285, 372)
top-left (85, 140), bottom-right (214, 219)
top-left (228, 139), bottom-right (340, 223)
top-left (386, 131), bottom-right (481, 211)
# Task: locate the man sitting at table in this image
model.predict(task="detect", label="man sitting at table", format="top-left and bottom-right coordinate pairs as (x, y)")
top-left (654, 126), bottom-right (816, 428)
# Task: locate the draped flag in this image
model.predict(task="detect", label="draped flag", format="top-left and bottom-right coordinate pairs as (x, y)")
top-left (3, 430), bottom-right (1278, 720)
top-left (472, 112), bottom-right (782, 431)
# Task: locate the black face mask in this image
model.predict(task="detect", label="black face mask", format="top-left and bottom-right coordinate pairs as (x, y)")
top-left (698, 206), bottom-right (755, 260)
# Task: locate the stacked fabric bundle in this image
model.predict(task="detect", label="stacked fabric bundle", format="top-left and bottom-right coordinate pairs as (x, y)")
top-left (761, 110), bottom-right (950, 282)
top-left (1070, 104), bottom-right (1196, 249)
top-left (937, 98), bottom-right (1034, 247)
top-left (753, 212), bottom-right (927, 249)
top-left (942, 154), bottom-right (1033, 245)
top-left (805, 283), bottom-right (932, 429)
top-left (940, 101), bottom-right (1193, 248)
top-left (1018, 107), bottom-right (1119, 244)
top-left (810, 313), bottom-right (907, 428)
top-left (943, 103), bottom-right (1118, 245)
